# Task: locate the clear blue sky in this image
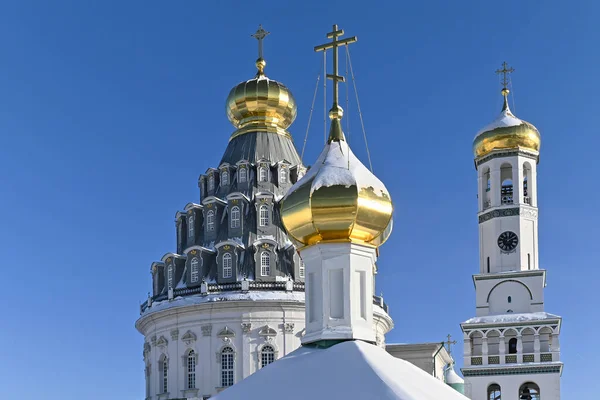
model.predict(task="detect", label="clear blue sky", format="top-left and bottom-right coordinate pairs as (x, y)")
top-left (0, 1), bottom-right (597, 399)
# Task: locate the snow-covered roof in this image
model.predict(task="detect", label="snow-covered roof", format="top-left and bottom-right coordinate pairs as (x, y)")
top-left (463, 312), bottom-right (560, 325)
top-left (213, 340), bottom-right (468, 400)
top-left (143, 291), bottom-right (305, 316)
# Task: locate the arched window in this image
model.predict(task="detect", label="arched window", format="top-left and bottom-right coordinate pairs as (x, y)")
top-left (259, 166), bottom-right (268, 182)
top-left (280, 168), bottom-right (287, 184)
top-left (260, 251), bottom-right (270, 276)
top-left (508, 338), bottom-right (518, 354)
top-left (239, 167), bottom-right (247, 183)
top-left (187, 350), bottom-right (196, 389)
top-left (523, 162), bottom-right (532, 204)
top-left (230, 206), bottom-right (240, 229)
top-left (188, 215), bottom-right (194, 237)
top-left (519, 382), bottom-right (540, 400)
top-left (160, 357), bottom-right (168, 394)
top-left (508, 296), bottom-right (512, 303)
top-left (500, 163), bottom-right (513, 204)
top-left (488, 383), bottom-right (501, 400)
top-left (223, 253), bottom-right (233, 279)
top-left (208, 174), bottom-right (215, 191)
top-left (190, 257), bottom-right (200, 283)
top-left (221, 347), bottom-right (234, 387)
top-left (167, 265), bottom-right (173, 289)
top-left (221, 170), bottom-right (229, 186)
top-left (299, 260), bottom-right (305, 279)
top-left (259, 205), bottom-right (269, 226)
top-left (261, 345), bottom-right (275, 368)
top-left (207, 210), bottom-right (215, 231)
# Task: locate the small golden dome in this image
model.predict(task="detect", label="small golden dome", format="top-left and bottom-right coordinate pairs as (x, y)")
top-left (225, 59), bottom-right (297, 140)
top-left (473, 90), bottom-right (541, 158)
top-left (281, 114), bottom-right (393, 248)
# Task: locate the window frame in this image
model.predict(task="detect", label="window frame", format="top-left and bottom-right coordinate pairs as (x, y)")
top-left (221, 170), bottom-right (229, 186)
top-left (259, 166), bottom-right (268, 182)
top-left (161, 357), bottom-right (168, 394)
top-left (188, 214), bottom-right (194, 237)
top-left (230, 206), bottom-right (241, 229)
top-left (299, 260), bottom-right (305, 279)
top-left (207, 210), bottom-right (215, 232)
top-left (187, 350), bottom-right (196, 389)
top-left (190, 257), bottom-right (200, 284)
top-left (239, 167), bottom-right (247, 183)
top-left (223, 253), bottom-right (233, 279)
top-left (259, 205), bottom-right (269, 227)
top-left (167, 265), bottom-right (173, 289)
top-left (279, 168), bottom-right (287, 184)
top-left (487, 383), bottom-right (501, 400)
top-left (221, 347), bottom-right (235, 388)
top-left (208, 174), bottom-right (215, 191)
top-left (260, 251), bottom-right (270, 276)
top-left (261, 345), bottom-right (275, 368)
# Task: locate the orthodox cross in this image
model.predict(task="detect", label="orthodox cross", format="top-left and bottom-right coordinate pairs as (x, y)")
top-left (495, 61), bottom-right (515, 90)
top-left (251, 24), bottom-right (270, 61)
top-left (314, 24), bottom-right (357, 112)
top-left (444, 334), bottom-right (457, 355)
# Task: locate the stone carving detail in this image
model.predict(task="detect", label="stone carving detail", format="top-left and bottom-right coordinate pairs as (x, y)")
top-left (479, 207), bottom-right (520, 224)
top-left (143, 342), bottom-right (151, 358)
top-left (150, 335), bottom-right (157, 346)
top-left (181, 330), bottom-right (197, 346)
top-left (521, 207), bottom-right (538, 220)
top-left (259, 325), bottom-right (277, 337)
top-left (217, 326), bottom-right (236, 338)
top-left (241, 323), bottom-right (252, 334)
top-left (201, 324), bottom-right (212, 337)
top-left (284, 323), bottom-right (295, 333)
top-left (170, 329), bottom-right (179, 341)
top-left (156, 335), bottom-right (168, 349)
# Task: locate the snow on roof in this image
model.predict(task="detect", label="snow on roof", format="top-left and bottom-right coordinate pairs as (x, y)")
top-left (213, 340), bottom-right (468, 400)
top-left (143, 291), bottom-right (305, 316)
top-left (474, 107), bottom-right (524, 138)
top-left (463, 312), bottom-right (560, 325)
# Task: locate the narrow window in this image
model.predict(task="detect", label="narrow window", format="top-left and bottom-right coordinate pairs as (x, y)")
top-left (223, 253), bottom-right (233, 279)
top-left (487, 383), bottom-right (501, 400)
top-left (208, 174), bottom-right (215, 191)
top-left (528, 253), bottom-right (531, 270)
top-left (261, 345), bottom-right (275, 368)
top-left (259, 205), bottom-right (269, 227)
top-left (188, 215), bottom-right (194, 237)
top-left (259, 166), bottom-right (268, 182)
top-left (167, 265), bottom-right (173, 289)
top-left (518, 382), bottom-right (540, 400)
top-left (161, 358), bottom-right (168, 393)
top-left (260, 251), bottom-right (270, 276)
top-left (508, 338), bottom-right (518, 354)
top-left (221, 347), bottom-right (234, 387)
top-left (508, 296), bottom-right (512, 303)
top-left (280, 168), bottom-right (287, 184)
top-left (487, 257), bottom-right (490, 273)
top-left (299, 260), bottom-right (305, 279)
top-left (221, 170), bottom-right (229, 186)
top-left (190, 257), bottom-right (200, 283)
top-left (230, 206), bottom-right (240, 229)
top-left (187, 350), bottom-right (196, 389)
top-left (207, 210), bottom-right (215, 232)
top-left (239, 167), bottom-right (247, 183)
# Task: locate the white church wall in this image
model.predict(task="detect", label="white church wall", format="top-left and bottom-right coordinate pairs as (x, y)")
top-left (465, 372), bottom-right (560, 400)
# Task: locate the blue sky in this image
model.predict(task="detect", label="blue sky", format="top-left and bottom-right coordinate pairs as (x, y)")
top-left (0, 1), bottom-right (597, 398)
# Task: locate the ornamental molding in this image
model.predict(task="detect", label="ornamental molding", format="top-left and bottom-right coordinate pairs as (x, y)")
top-left (156, 335), bottom-right (168, 349)
top-left (150, 335), bottom-right (157, 346)
top-left (259, 325), bottom-right (277, 337)
top-left (475, 149), bottom-right (539, 167)
top-left (201, 325), bottom-right (212, 337)
top-left (284, 323), bottom-right (295, 333)
top-left (217, 326), bottom-right (236, 338)
top-left (181, 330), bottom-right (197, 346)
top-left (478, 206), bottom-right (538, 224)
top-left (143, 342), bottom-right (151, 358)
top-left (241, 323), bottom-right (252, 334)
top-left (462, 364), bottom-right (562, 377)
top-left (170, 329), bottom-right (179, 341)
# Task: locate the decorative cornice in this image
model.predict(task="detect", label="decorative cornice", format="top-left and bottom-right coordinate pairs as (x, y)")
top-left (478, 206), bottom-right (538, 224)
top-left (170, 329), bottom-right (179, 340)
top-left (462, 363), bottom-right (562, 377)
top-left (201, 324), bottom-right (212, 337)
top-left (474, 270), bottom-right (544, 281)
top-left (284, 323), bottom-right (295, 333)
top-left (241, 323), bottom-right (252, 334)
top-left (475, 148), bottom-right (539, 168)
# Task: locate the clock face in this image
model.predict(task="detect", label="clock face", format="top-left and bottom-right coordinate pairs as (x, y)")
top-left (497, 231), bottom-right (519, 252)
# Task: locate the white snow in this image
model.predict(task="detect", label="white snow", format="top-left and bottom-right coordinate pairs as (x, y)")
top-left (212, 340), bottom-right (468, 400)
top-left (463, 312), bottom-right (559, 324)
top-left (475, 106), bottom-right (525, 138)
top-left (143, 291), bottom-right (305, 316)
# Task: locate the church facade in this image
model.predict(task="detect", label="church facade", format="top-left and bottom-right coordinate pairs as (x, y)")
top-left (461, 68), bottom-right (563, 400)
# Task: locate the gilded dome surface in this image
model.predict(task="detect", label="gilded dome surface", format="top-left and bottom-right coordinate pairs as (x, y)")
top-left (473, 92), bottom-right (541, 158)
top-left (281, 119), bottom-right (393, 248)
top-left (225, 64), bottom-right (297, 139)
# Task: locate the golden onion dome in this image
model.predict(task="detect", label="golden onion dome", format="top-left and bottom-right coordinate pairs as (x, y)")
top-left (473, 89), bottom-right (541, 159)
top-left (281, 108), bottom-right (393, 248)
top-left (225, 59), bottom-right (297, 140)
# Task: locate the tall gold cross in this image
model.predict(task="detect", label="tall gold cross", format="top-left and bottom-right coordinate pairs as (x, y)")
top-left (314, 24), bottom-right (357, 113)
top-left (251, 25), bottom-right (270, 75)
top-left (444, 334), bottom-right (457, 355)
top-left (495, 61), bottom-right (515, 90)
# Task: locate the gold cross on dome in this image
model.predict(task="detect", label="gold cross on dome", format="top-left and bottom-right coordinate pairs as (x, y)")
top-left (314, 24), bottom-right (357, 112)
top-left (444, 334), bottom-right (457, 355)
top-left (495, 61), bottom-right (515, 90)
top-left (251, 24), bottom-right (270, 60)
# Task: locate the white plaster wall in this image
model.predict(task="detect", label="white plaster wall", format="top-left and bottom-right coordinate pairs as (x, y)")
top-left (488, 280), bottom-right (532, 314)
top-left (465, 372), bottom-right (560, 400)
top-left (473, 272), bottom-right (545, 316)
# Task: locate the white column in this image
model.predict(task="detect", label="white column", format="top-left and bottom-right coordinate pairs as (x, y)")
top-left (534, 334), bottom-right (541, 362)
top-left (463, 334), bottom-right (471, 366)
top-left (482, 337), bottom-right (489, 364)
top-left (490, 166), bottom-right (501, 207)
top-left (300, 242), bottom-right (376, 344)
top-left (517, 335), bottom-right (523, 363)
top-left (499, 336), bottom-right (506, 364)
top-left (515, 159), bottom-right (524, 204)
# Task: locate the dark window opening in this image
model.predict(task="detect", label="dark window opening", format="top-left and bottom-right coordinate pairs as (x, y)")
top-left (508, 338), bottom-right (518, 354)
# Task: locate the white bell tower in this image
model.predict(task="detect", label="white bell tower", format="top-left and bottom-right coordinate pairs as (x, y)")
top-left (461, 63), bottom-right (563, 400)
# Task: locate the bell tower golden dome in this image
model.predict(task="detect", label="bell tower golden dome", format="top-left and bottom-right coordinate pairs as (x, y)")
top-left (473, 62), bottom-right (541, 159)
top-left (281, 25), bottom-right (393, 248)
top-left (225, 25), bottom-right (297, 141)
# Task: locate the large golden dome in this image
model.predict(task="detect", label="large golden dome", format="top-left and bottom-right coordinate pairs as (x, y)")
top-left (225, 60), bottom-right (297, 140)
top-left (281, 111), bottom-right (393, 248)
top-left (473, 89), bottom-right (541, 159)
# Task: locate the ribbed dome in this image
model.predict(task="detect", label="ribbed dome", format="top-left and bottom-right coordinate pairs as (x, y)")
top-left (473, 90), bottom-right (541, 159)
top-left (225, 61), bottom-right (297, 140)
top-left (281, 113), bottom-right (393, 248)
